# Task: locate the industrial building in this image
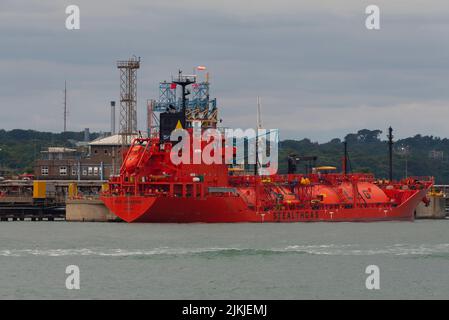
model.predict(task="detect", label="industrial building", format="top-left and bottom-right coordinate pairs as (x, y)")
top-left (33, 57), bottom-right (143, 181)
top-left (33, 135), bottom-right (124, 181)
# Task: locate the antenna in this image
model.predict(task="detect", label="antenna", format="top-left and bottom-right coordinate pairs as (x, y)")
top-left (63, 81), bottom-right (67, 132)
top-left (254, 96), bottom-right (263, 176)
top-left (388, 127), bottom-right (394, 181)
top-left (257, 96), bottom-right (262, 129)
top-left (254, 96), bottom-right (262, 213)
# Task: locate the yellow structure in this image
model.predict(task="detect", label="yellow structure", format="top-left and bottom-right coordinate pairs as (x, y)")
top-left (315, 166), bottom-right (337, 171)
top-left (101, 183), bottom-right (109, 193)
top-left (33, 181), bottom-right (47, 199)
top-left (68, 183), bottom-right (78, 198)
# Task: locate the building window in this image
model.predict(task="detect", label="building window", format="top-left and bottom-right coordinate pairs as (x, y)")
top-left (59, 166), bottom-right (67, 176)
top-left (88, 167), bottom-right (93, 175)
top-left (41, 166), bottom-right (49, 176)
top-left (94, 167), bottom-right (99, 175)
top-left (71, 167), bottom-right (77, 176)
top-left (82, 168), bottom-right (87, 176)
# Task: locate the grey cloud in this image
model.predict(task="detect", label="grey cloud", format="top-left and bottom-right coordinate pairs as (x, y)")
top-left (0, 1), bottom-right (448, 142)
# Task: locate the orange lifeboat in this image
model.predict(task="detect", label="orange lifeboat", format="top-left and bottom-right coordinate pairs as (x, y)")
top-left (124, 144), bottom-right (145, 174)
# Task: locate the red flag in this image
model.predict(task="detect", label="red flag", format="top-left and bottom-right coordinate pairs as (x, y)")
top-left (170, 83), bottom-right (177, 89)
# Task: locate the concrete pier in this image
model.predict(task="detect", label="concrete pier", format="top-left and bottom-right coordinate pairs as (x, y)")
top-left (415, 195), bottom-right (447, 219)
top-left (66, 199), bottom-right (121, 222)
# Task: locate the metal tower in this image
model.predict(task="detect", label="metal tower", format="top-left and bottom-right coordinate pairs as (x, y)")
top-left (117, 57), bottom-right (140, 145)
top-left (159, 81), bottom-right (177, 107)
top-left (146, 99), bottom-right (159, 138)
top-left (191, 82), bottom-right (209, 109)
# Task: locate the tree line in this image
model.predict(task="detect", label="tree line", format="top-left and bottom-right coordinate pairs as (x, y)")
top-left (1, 128), bottom-right (449, 183)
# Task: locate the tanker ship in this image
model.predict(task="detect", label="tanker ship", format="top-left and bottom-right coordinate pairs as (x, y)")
top-left (100, 70), bottom-right (432, 223)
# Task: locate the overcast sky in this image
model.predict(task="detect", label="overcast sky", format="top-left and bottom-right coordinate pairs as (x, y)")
top-left (1, 0), bottom-right (448, 142)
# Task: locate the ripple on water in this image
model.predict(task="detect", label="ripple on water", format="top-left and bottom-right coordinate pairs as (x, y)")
top-left (1, 244), bottom-right (449, 258)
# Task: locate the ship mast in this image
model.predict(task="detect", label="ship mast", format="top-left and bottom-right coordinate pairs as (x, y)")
top-left (388, 127), bottom-right (394, 181)
top-left (255, 96), bottom-right (262, 176)
top-left (255, 97), bottom-right (262, 216)
top-left (257, 96), bottom-right (262, 129)
top-left (173, 70), bottom-right (196, 124)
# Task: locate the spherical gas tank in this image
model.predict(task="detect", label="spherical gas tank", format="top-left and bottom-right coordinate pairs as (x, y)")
top-left (339, 181), bottom-right (389, 203)
top-left (311, 185), bottom-right (340, 204)
top-left (124, 145), bottom-right (145, 174)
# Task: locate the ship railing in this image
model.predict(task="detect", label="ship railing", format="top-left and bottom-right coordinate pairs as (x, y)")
top-left (229, 173), bottom-right (376, 187)
top-left (404, 176), bottom-right (433, 183)
top-left (388, 176), bottom-right (433, 189)
top-left (265, 201), bottom-right (395, 213)
top-left (102, 180), bottom-right (214, 199)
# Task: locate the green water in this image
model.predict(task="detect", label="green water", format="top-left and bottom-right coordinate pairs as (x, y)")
top-left (0, 220), bottom-right (448, 299)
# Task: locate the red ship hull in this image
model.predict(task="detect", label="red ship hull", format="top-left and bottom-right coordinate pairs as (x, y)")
top-left (99, 73), bottom-right (433, 224)
top-left (101, 186), bottom-right (428, 223)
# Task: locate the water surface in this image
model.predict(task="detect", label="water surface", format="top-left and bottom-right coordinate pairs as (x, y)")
top-left (0, 220), bottom-right (448, 299)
